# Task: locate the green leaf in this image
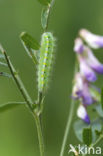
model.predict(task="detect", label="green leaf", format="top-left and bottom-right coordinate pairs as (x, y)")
top-left (74, 119), bottom-right (102, 143)
top-left (20, 32), bottom-right (40, 64)
top-left (0, 72), bottom-right (11, 78)
top-left (95, 104), bottom-right (103, 117)
top-left (89, 86), bottom-right (100, 102)
top-left (0, 61), bottom-right (7, 67)
top-left (20, 32), bottom-right (40, 50)
top-left (83, 128), bottom-right (92, 146)
top-left (0, 54), bottom-right (5, 59)
top-left (37, 0), bottom-right (51, 6)
top-left (41, 6), bottom-right (50, 30)
top-left (101, 88), bottom-right (103, 110)
top-left (0, 102), bottom-right (26, 112)
top-left (74, 120), bottom-right (90, 142)
top-left (91, 119), bottom-right (102, 142)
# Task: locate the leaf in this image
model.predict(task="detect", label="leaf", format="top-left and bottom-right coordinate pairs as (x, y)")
top-left (20, 32), bottom-right (40, 64)
top-left (95, 104), bottom-right (103, 117)
top-left (74, 120), bottom-right (90, 142)
top-left (74, 119), bottom-right (102, 143)
top-left (0, 72), bottom-right (11, 78)
top-left (20, 32), bottom-right (40, 50)
top-left (37, 0), bottom-right (51, 6)
top-left (0, 44), bottom-right (5, 54)
top-left (83, 128), bottom-right (92, 146)
top-left (0, 61), bottom-right (7, 67)
top-left (101, 88), bottom-right (103, 110)
top-left (91, 119), bottom-right (102, 142)
top-left (0, 54), bottom-right (5, 59)
top-left (41, 6), bottom-right (50, 30)
top-left (89, 86), bottom-right (100, 102)
top-left (0, 102), bottom-right (26, 112)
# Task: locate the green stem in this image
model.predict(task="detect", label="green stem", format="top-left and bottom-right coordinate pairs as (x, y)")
top-left (91, 135), bottom-right (103, 147)
top-left (60, 100), bottom-right (75, 156)
top-left (1, 46), bottom-right (44, 156)
top-left (3, 50), bottom-right (33, 110)
top-left (60, 60), bottom-right (78, 156)
top-left (34, 114), bottom-right (44, 156)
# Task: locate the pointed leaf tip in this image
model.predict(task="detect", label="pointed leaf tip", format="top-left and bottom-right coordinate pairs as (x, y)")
top-left (0, 72), bottom-right (12, 78)
top-left (37, 0), bottom-right (51, 6)
top-left (20, 32), bottom-right (40, 64)
top-left (20, 32), bottom-right (40, 50)
top-left (0, 102), bottom-right (26, 112)
top-left (41, 6), bottom-right (50, 30)
top-left (0, 61), bottom-right (7, 67)
top-left (0, 44), bottom-right (5, 54)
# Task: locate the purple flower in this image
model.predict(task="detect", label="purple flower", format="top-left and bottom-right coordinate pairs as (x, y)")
top-left (79, 29), bottom-right (103, 49)
top-left (72, 73), bottom-right (93, 105)
top-left (72, 73), bottom-right (84, 99)
top-left (78, 56), bottom-right (97, 82)
top-left (85, 47), bottom-right (103, 74)
top-left (77, 105), bottom-right (90, 124)
top-left (82, 82), bottom-right (93, 105)
top-left (74, 38), bottom-right (84, 53)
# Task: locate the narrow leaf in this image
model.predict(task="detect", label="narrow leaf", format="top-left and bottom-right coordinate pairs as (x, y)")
top-left (0, 61), bottom-right (7, 67)
top-left (0, 54), bottom-right (5, 59)
top-left (0, 102), bottom-right (26, 112)
top-left (20, 32), bottom-right (40, 64)
top-left (0, 72), bottom-right (12, 78)
top-left (20, 32), bottom-right (40, 50)
top-left (37, 0), bottom-right (51, 6)
top-left (83, 128), bottom-right (92, 146)
top-left (41, 6), bottom-right (50, 30)
top-left (101, 88), bottom-right (103, 110)
top-left (0, 44), bottom-right (5, 54)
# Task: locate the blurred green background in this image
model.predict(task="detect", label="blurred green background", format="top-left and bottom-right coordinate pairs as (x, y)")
top-left (0, 0), bottom-right (103, 156)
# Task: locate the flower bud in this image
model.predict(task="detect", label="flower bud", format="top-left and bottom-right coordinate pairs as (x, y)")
top-left (80, 29), bottom-right (103, 49)
top-left (74, 38), bottom-right (84, 53)
top-left (72, 73), bottom-right (84, 99)
top-left (79, 56), bottom-right (97, 82)
top-left (77, 105), bottom-right (90, 124)
top-left (85, 47), bottom-right (103, 74)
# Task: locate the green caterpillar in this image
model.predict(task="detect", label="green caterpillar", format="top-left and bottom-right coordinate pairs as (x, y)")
top-left (38, 32), bottom-right (55, 93)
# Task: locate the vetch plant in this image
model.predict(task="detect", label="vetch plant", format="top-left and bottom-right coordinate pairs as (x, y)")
top-left (1, 1), bottom-right (103, 156)
top-left (60, 29), bottom-right (103, 156)
top-left (0, 0), bottom-right (55, 156)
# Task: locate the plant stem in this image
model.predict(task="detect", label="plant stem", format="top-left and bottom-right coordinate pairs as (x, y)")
top-left (1, 47), bottom-right (44, 156)
top-left (3, 50), bottom-right (33, 109)
top-left (60, 60), bottom-right (78, 156)
top-left (60, 100), bottom-right (75, 156)
top-left (91, 135), bottom-right (103, 147)
top-left (34, 114), bottom-right (44, 156)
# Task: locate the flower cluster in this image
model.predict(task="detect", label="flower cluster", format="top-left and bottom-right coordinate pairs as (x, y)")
top-left (73, 29), bottom-right (103, 124)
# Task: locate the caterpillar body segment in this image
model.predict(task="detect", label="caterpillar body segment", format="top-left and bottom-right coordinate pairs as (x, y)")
top-left (38, 32), bottom-right (55, 93)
